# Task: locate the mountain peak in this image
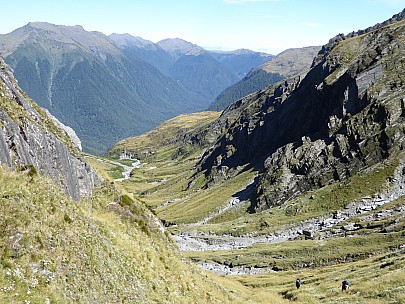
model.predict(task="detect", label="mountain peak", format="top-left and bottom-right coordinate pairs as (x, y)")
top-left (258, 45), bottom-right (321, 76)
top-left (26, 22), bottom-right (84, 31)
top-left (157, 38), bottom-right (206, 57)
top-left (1, 22), bottom-right (120, 58)
top-left (109, 33), bottom-right (155, 48)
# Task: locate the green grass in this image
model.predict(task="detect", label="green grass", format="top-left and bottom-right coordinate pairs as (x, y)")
top-left (101, 109), bottom-right (405, 304)
top-left (186, 229), bottom-right (404, 270)
top-left (107, 111), bottom-right (221, 162)
top-left (164, 157), bottom-right (397, 238)
top-left (0, 166), bottom-right (239, 303)
top-left (211, 249), bottom-right (405, 304)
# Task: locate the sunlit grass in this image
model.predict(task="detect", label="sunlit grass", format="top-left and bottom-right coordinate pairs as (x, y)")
top-left (100, 109), bottom-right (405, 304)
top-left (0, 166), bottom-right (238, 303)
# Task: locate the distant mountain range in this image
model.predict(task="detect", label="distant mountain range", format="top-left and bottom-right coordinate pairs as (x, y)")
top-left (0, 22), bottom-right (272, 154)
top-left (208, 46), bottom-right (320, 111)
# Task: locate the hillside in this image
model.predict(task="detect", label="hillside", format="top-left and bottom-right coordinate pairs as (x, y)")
top-left (0, 24), bottom-right (270, 155)
top-left (209, 46), bottom-right (320, 111)
top-left (105, 10), bottom-right (405, 304)
top-left (0, 22), bottom-right (210, 155)
top-left (0, 163), bottom-right (240, 303)
top-left (108, 111), bottom-right (221, 161)
top-left (106, 112), bottom-right (405, 304)
top-left (209, 49), bottom-right (273, 79)
top-left (0, 55), bottom-right (237, 303)
top-left (200, 14), bottom-right (405, 211)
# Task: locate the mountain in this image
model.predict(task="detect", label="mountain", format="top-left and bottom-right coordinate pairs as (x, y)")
top-left (110, 35), bottom-right (241, 102)
top-left (0, 56), bottom-right (99, 200)
top-left (109, 33), bottom-right (175, 74)
top-left (208, 46), bottom-right (320, 111)
top-left (104, 11), bottom-right (405, 303)
top-left (0, 24), bottom-right (267, 154)
top-left (110, 35), bottom-right (275, 103)
top-left (209, 48), bottom-right (273, 79)
top-left (157, 38), bottom-right (240, 102)
top-left (0, 23), bottom-right (215, 155)
top-left (199, 10), bottom-right (405, 211)
top-left (0, 54), bottom-right (236, 303)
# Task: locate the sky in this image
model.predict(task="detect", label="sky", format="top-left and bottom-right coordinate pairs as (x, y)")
top-left (1, 0), bottom-right (404, 54)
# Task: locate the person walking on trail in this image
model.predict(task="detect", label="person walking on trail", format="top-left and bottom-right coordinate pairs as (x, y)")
top-left (342, 279), bottom-right (350, 292)
top-left (296, 278), bottom-right (302, 289)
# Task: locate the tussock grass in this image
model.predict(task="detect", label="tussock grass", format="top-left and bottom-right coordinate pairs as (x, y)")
top-left (101, 110), bottom-right (405, 303)
top-left (186, 158), bottom-right (398, 237)
top-left (0, 166), bottom-right (238, 303)
top-left (108, 111), bottom-right (220, 161)
top-left (215, 249), bottom-right (405, 304)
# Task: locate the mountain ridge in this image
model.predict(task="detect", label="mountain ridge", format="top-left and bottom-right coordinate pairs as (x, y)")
top-left (0, 23), bottom-right (273, 154)
top-left (0, 23), bottom-right (207, 154)
top-left (208, 45), bottom-right (320, 111)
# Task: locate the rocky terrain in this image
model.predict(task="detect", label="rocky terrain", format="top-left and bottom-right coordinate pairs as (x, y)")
top-left (198, 12), bottom-right (405, 213)
top-left (0, 57), bottom-right (100, 200)
top-left (106, 12), bottom-right (405, 286)
top-left (175, 158), bottom-right (405, 253)
top-left (82, 10), bottom-right (405, 303)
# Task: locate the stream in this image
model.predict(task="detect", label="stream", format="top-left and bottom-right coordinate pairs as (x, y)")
top-left (113, 159), bottom-right (141, 182)
top-left (172, 160), bottom-right (405, 275)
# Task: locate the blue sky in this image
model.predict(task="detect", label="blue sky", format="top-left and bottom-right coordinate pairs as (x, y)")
top-left (1, 0), bottom-right (404, 54)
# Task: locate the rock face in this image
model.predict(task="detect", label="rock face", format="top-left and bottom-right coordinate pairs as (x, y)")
top-left (0, 57), bottom-right (100, 200)
top-left (198, 11), bottom-right (405, 212)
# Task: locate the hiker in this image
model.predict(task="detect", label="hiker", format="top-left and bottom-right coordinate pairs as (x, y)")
top-left (296, 278), bottom-right (302, 289)
top-left (342, 279), bottom-right (350, 292)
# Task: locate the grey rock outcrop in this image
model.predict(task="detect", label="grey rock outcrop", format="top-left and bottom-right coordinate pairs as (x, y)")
top-left (197, 12), bottom-right (405, 212)
top-left (0, 57), bottom-right (100, 200)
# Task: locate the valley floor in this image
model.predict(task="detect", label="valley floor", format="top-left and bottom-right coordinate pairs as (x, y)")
top-left (89, 149), bottom-right (405, 303)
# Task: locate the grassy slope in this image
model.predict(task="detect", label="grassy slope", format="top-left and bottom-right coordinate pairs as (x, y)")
top-left (105, 111), bottom-right (244, 224)
top-left (212, 249), bottom-right (405, 304)
top-left (108, 111), bottom-right (221, 160)
top-left (104, 111), bottom-right (405, 304)
top-left (0, 166), bottom-right (238, 303)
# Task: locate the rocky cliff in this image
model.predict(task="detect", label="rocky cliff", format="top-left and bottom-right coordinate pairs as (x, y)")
top-left (198, 11), bottom-right (405, 212)
top-left (0, 57), bottom-right (100, 200)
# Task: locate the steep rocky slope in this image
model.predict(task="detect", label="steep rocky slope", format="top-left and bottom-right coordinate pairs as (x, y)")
top-left (0, 55), bottom-right (237, 303)
top-left (199, 11), bottom-right (405, 212)
top-left (0, 57), bottom-right (99, 200)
